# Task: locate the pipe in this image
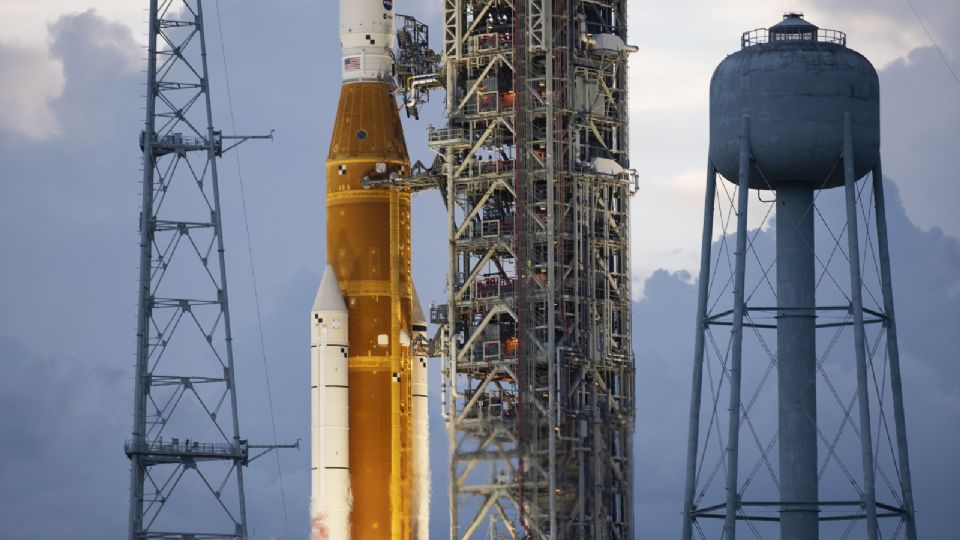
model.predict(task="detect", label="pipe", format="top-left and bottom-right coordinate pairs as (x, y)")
top-left (775, 183), bottom-right (818, 539)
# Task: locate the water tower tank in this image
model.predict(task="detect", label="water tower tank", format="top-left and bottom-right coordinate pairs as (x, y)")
top-left (709, 13), bottom-right (880, 189)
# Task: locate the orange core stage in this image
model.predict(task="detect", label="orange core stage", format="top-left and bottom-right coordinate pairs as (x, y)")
top-left (325, 80), bottom-right (413, 539)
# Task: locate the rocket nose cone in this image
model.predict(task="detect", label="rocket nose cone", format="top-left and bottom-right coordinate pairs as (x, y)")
top-left (313, 265), bottom-right (348, 313)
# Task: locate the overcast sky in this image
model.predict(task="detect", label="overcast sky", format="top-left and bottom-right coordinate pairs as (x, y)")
top-left (0, 0), bottom-right (957, 538)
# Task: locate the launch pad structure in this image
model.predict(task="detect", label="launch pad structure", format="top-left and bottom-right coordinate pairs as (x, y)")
top-left (125, 0), bottom-right (638, 537)
top-left (404, 1), bottom-right (639, 537)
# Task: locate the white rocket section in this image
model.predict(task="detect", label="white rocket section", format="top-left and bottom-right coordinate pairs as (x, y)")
top-left (310, 266), bottom-right (351, 539)
top-left (340, 0), bottom-right (396, 82)
top-left (411, 286), bottom-right (430, 540)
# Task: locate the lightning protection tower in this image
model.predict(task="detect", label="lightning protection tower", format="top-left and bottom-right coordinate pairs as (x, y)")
top-left (429, 1), bottom-right (638, 537)
top-left (681, 14), bottom-right (917, 540)
top-left (125, 1), bottom-right (274, 538)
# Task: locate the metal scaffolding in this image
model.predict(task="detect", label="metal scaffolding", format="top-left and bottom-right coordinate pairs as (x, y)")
top-left (431, 1), bottom-right (637, 537)
top-left (125, 2), bottom-right (281, 538)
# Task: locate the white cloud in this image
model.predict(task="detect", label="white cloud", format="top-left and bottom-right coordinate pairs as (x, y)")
top-left (0, 7), bottom-right (142, 142)
top-left (0, 1), bottom-right (145, 46)
top-left (629, 167), bottom-right (774, 299)
top-left (0, 42), bottom-right (64, 140)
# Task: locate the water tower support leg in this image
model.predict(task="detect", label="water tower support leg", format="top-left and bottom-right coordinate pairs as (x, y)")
top-left (843, 112), bottom-right (880, 540)
top-left (682, 160), bottom-right (718, 540)
top-left (723, 115), bottom-right (752, 539)
top-left (871, 163), bottom-right (918, 540)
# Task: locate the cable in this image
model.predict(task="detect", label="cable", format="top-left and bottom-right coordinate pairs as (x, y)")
top-left (213, 0), bottom-right (289, 522)
top-left (904, 0), bottom-right (960, 90)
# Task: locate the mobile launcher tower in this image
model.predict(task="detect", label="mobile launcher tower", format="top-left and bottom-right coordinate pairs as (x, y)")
top-left (682, 14), bottom-right (917, 540)
top-left (423, 1), bottom-right (639, 538)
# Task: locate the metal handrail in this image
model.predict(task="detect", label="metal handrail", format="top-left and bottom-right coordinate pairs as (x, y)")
top-left (741, 27), bottom-right (846, 49)
top-left (428, 126), bottom-right (466, 143)
top-left (124, 439), bottom-right (247, 458)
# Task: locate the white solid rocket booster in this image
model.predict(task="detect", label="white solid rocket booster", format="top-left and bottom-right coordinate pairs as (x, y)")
top-left (311, 266), bottom-right (351, 539)
top-left (411, 287), bottom-right (430, 540)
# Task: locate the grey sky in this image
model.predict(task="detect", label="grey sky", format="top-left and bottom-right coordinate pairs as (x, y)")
top-left (0, 1), bottom-right (957, 538)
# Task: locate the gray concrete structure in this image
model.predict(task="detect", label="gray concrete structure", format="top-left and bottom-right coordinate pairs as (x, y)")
top-left (682, 13), bottom-right (917, 540)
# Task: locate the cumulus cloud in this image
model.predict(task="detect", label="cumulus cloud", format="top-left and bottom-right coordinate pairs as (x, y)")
top-left (878, 45), bottom-right (960, 237)
top-left (0, 42), bottom-right (64, 139)
top-left (0, 336), bottom-right (130, 538)
top-left (0, 1), bottom-right (144, 47)
top-left (0, 8), bottom-right (142, 143)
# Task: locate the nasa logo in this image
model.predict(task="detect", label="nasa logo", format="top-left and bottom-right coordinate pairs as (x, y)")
top-left (383, 0), bottom-right (393, 10)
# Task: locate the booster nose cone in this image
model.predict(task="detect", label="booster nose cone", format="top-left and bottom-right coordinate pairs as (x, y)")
top-left (313, 265), bottom-right (347, 314)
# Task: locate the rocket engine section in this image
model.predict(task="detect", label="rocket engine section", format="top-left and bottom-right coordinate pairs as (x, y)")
top-left (311, 0), bottom-right (427, 538)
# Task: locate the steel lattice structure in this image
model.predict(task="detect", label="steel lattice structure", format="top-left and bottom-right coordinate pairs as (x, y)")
top-left (431, 1), bottom-right (637, 537)
top-left (681, 165), bottom-right (918, 540)
top-left (125, 1), bottom-right (274, 538)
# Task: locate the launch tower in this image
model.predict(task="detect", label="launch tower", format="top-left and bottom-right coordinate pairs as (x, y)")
top-left (681, 14), bottom-right (917, 539)
top-left (429, 1), bottom-right (638, 537)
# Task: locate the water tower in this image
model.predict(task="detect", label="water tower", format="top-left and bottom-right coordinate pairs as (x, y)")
top-left (682, 14), bottom-right (917, 539)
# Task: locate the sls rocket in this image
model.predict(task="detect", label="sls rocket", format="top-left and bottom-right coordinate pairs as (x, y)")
top-left (311, 0), bottom-right (428, 538)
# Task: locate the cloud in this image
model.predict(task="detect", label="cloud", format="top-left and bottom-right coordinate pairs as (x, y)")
top-left (0, 336), bottom-right (130, 538)
top-left (0, 1), bottom-right (145, 47)
top-left (630, 166), bottom-right (777, 299)
top-left (47, 10), bottom-right (141, 139)
top-left (0, 9), bottom-right (140, 142)
top-left (878, 45), bottom-right (960, 237)
top-left (807, 0), bottom-right (960, 64)
top-left (0, 41), bottom-right (64, 139)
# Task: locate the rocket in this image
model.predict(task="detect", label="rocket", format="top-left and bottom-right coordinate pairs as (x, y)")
top-left (311, 0), bottom-right (428, 538)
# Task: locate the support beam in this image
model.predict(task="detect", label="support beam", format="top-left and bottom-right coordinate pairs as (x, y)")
top-left (871, 163), bottom-right (918, 540)
top-left (682, 159), bottom-right (717, 540)
top-left (723, 114), bottom-right (752, 538)
top-left (843, 112), bottom-right (879, 540)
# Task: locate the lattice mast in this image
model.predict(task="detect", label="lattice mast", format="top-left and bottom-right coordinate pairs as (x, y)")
top-left (432, 1), bottom-right (638, 537)
top-left (126, 1), bottom-right (277, 538)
